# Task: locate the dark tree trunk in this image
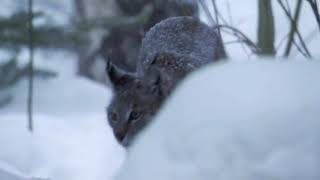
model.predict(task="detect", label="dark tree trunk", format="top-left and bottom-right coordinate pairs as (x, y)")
top-left (258, 0), bottom-right (276, 56)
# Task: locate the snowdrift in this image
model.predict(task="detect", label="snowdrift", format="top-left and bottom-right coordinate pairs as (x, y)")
top-left (116, 60), bottom-right (320, 180)
top-left (0, 74), bottom-right (125, 180)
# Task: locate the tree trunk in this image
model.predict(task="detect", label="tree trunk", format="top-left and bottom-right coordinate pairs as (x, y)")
top-left (257, 0), bottom-right (276, 56)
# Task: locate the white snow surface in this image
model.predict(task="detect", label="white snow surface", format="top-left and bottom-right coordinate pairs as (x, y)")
top-left (0, 51), bottom-right (125, 180)
top-left (0, 114), bottom-right (124, 180)
top-left (116, 60), bottom-right (320, 180)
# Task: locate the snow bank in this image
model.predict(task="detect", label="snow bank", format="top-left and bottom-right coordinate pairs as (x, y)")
top-left (116, 60), bottom-right (320, 180)
top-left (0, 114), bottom-right (125, 180)
top-left (0, 74), bottom-right (126, 180)
top-left (0, 51), bottom-right (125, 180)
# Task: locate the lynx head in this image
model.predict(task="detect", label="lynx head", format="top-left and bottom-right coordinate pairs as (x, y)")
top-left (106, 60), bottom-right (165, 147)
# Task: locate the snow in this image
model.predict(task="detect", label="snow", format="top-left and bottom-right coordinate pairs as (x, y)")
top-left (0, 50), bottom-right (125, 180)
top-left (0, 114), bottom-right (125, 180)
top-left (115, 60), bottom-right (320, 180)
top-left (0, 0), bottom-right (125, 178)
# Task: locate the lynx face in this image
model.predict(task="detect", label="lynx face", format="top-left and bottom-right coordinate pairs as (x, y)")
top-left (106, 61), bottom-right (164, 146)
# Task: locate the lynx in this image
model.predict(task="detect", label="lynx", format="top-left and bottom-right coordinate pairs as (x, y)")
top-left (106, 16), bottom-right (225, 146)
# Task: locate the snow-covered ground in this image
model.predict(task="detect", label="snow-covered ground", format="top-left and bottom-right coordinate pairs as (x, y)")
top-left (0, 51), bottom-right (125, 180)
top-left (0, 114), bottom-right (124, 180)
top-left (0, 1), bottom-right (125, 179)
top-left (116, 60), bottom-right (320, 180)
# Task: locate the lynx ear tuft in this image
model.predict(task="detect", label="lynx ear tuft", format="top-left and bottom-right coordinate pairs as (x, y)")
top-left (106, 59), bottom-right (137, 90)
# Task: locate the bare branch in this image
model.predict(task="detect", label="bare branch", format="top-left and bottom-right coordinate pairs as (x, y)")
top-left (277, 0), bottom-right (312, 58)
top-left (306, 0), bottom-right (320, 31)
top-left (211, 0), bottom-right (221, 31)
top-left (281, 0), bottom-right (303, 56)
top-left (213, 25), bottom-right (261, 54)
top-left (198, 0), bottom-right (216, 25)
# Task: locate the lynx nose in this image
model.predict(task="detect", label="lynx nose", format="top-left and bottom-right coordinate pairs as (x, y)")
top-left (121, 134), bottom-right (131, 147)
top-left (115, 131), bottom-right (126, 142)
top-left (115, 127), bottom-right (128, 143)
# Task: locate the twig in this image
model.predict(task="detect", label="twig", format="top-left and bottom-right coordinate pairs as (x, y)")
top-left (213, 25), bottom-right (261, 54)
top-left (284, 0), bottom-right (292, 14)
top-left (211, 0), bottom-right (220, 32)
top-left (224, 0), bottom-right (250, 57)
top-left (226, 0), bottom-right (234, 25)
top-left (198, 1), bottom-right (259, 56)
top-left (210, 0), bottom-right (227, 57)
top-left (292, 38), bottom-right (309, 57)
top-left (282, 0), bottom-right (303, 57)
top-left (277, 0), bottom-right (312, 58)
top-left (292, 28), bottom-right (319, 57)
top-left (306, 0), bottom-right (320, 31)
top-left (198, 0), bottom-right (216, 25)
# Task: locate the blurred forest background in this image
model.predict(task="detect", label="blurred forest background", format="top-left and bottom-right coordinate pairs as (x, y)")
top-left (0, 0), bottom-right (320, 109)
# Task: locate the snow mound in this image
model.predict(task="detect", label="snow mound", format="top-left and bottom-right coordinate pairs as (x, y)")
top-left (0, 114), bottom-right (125, 180)
top-left (0, 71), bottom-right (125, 180)
top-left (116, 60), bottom-right (320, 180)
top-left (0, 161), bottom-right (30, 180)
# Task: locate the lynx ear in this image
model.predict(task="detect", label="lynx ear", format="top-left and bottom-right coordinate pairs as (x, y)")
top-left (106, 59), bottom-right (136, 90)
top-left (143, 66), bottom-right (163, 97)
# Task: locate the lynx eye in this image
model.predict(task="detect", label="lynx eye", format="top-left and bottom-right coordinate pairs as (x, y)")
top-left (129, 111), bottom-right (141, 122)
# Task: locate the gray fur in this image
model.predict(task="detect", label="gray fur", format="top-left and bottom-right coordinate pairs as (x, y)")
top-left (138, 16), bottom-right (225, 74)
top-left (107, 16), bottom-right (225, 147)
